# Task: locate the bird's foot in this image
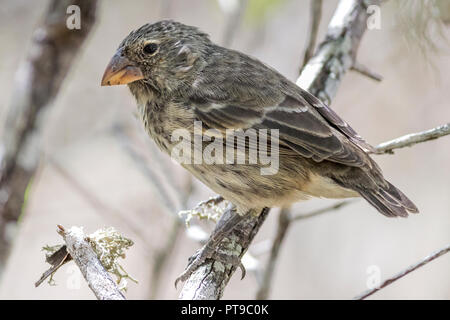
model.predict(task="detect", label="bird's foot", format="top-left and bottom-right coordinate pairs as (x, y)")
top-left (174, 242), bottom-right (245, 288)
top-left (175, 202), bottom-right (246, 288)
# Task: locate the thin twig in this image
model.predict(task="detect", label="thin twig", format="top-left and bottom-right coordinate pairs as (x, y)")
top-left (256, 208), bottom-right (291, 300)
top-left (113, 126), bottom-right (180, 214)
top-left (256, 201), bottom-right (353, 299)
top-left (149, 175), bottom-right (195, 298)
top-left (35, 245), bottom-right (71, 287)
top-left (150, 218), bottom-right (183, 298)
top-left (355, 243), bottom-right (450, 300)
top-left (290, 200), bottom-right (355, 221)
top-left (374, 123), bottom-right (450, 154)
top-left (300, 0), bottom-right (323, 72)
top-left (351, 61), bottom-right (383, 81)
top-left (255, 120), bottom-right (450, 299)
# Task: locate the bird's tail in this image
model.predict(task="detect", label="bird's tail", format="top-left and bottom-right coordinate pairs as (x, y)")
top-left (356, 180), bottom-right (419, 218)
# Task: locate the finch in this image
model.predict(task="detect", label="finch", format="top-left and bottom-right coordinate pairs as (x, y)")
top-left (102, 20), bottom-right (419, 283)
top-left (102, 20), bottom-right (418, 218)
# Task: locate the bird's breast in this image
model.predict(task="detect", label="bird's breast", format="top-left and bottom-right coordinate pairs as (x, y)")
top-left (138, 100), bottom-right (196, 154)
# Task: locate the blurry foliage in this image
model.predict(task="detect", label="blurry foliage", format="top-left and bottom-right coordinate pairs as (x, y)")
top-left (19, 178), bottom-right (33, 222)
top-left (394, 0), bottom-right (450, 56)
top-left (244, 0), bottom-right (288, 25)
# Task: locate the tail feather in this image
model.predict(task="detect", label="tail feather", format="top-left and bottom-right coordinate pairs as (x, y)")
top-left (356, 181), bottom-right (419, 218)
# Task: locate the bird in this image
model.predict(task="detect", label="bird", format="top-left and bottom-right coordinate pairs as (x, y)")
top-left (101, 20), bottom-right (419, 284)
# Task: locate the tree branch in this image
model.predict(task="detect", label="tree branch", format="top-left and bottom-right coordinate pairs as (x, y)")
top-left (374, 123), bottom-right (450, 154)
top-left (256, 200), bottom-right (354, 299)
top-left (351, 61), bottom-right (383, 81)
top-left (300, 0), bottom-right (323, 71)
top-left (179, 0), bottom-right (381, 300)
top-left (255, 120), bottom-right (450, 299)
top-left (297, 0), bottom-right (381, 103)
top-left (179, 208), bottom-right (269, 300)
top-left (0, 0), bottom-right (98, 271)
top-left (56, 225), bottom-right (125, 300)
top-left (255, 208), bottom-right (291, 300)
top-left (355, 243), bottom-right (450, 300)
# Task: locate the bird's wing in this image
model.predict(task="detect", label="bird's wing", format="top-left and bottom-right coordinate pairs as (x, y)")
top-left (189, 90), bottom-right (375, 169)
top-left (294, 87), bottom-right (375, 153)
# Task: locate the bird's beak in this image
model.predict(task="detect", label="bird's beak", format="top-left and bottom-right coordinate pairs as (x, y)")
top-left (101, 49), bottom-right (144, 86)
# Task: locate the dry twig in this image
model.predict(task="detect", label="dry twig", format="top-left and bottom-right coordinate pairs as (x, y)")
top-left (300, 0), bottom-right (323, 71)
top-left (355, 243), bottom-right (450, 300)
top-left (256, 201), bottom-right (353, 299)
top-left (41, 226), bottom-right (126, 300)
top-left (374, 123), bottom-right (450, 154)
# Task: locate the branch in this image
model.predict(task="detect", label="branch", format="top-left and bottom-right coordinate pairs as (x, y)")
top-left (151, 218), bottom-right (183, 298)
top-left (256, 201), bottom-right (353, 299)
top-left (56, 226), bottom-right (125, 300)
top-left (374, 123), bottom-right (450, 154)
top-left (255, 208), bottom-right (291, 300)
top-left (351, 61), bottom-right (383, 82)
top-left (221, 0), bottom-right (249, 47)
top-left (300, 0), bottom-right (323, 71)
top-left (0, 0), bottom-right (97, 270)
top-left (355, 243), bottom-right (450, 300)
top-left (180, 0), bottom-right (382, 299)
top-left (112, 125), bottom-right (259, 298)
top-left (112, 125), bottom-right (180, 214)
top-left (297, 0), bottom-right (381, 103)
top-left (179, 209), bottom-right (269, 300)
top-left (255, 120), bottom-right (450, 299)
top-left (290, 200), bottom-right (355, 221)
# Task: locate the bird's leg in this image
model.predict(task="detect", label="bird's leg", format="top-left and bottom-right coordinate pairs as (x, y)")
top-left (175, 203), bottom-right (246, 287)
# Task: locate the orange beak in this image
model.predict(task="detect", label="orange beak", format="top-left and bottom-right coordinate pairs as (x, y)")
top-left (101, 49), bottom-right (144, 86)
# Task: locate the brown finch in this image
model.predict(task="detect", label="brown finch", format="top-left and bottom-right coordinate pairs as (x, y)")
top-left (102, 20), bottom-right (418, 284)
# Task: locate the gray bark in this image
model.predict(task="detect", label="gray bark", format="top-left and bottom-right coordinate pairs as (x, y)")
top-left (0, 0), bottom-right (98, 271)
top-left (58, 226), bottom-right (125, 300)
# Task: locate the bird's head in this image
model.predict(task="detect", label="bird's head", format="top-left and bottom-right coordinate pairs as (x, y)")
top-left (101, 20), bottom-right (211, 96)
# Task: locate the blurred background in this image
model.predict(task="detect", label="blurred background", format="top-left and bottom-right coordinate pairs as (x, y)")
top-left (0, 0), bottom-right (449, 299)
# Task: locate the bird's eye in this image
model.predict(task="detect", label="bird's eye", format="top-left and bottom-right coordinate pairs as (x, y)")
top-left (143, 43), bottom-right (158, 55)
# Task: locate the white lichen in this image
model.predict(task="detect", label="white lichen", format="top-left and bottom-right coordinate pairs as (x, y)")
top-left (87, 227), bottom-right (137, 291)
top-left (179, 197), bottom-right (229, 227)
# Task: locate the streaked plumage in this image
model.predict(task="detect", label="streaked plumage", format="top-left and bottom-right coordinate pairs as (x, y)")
top-left (103, 20), bottom-right (418, 218)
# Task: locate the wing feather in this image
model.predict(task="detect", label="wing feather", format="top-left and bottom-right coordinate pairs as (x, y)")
top-left (298, 88), bottom-right (375, 152)
top-left (191, 93), bottom-right (373, 168)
